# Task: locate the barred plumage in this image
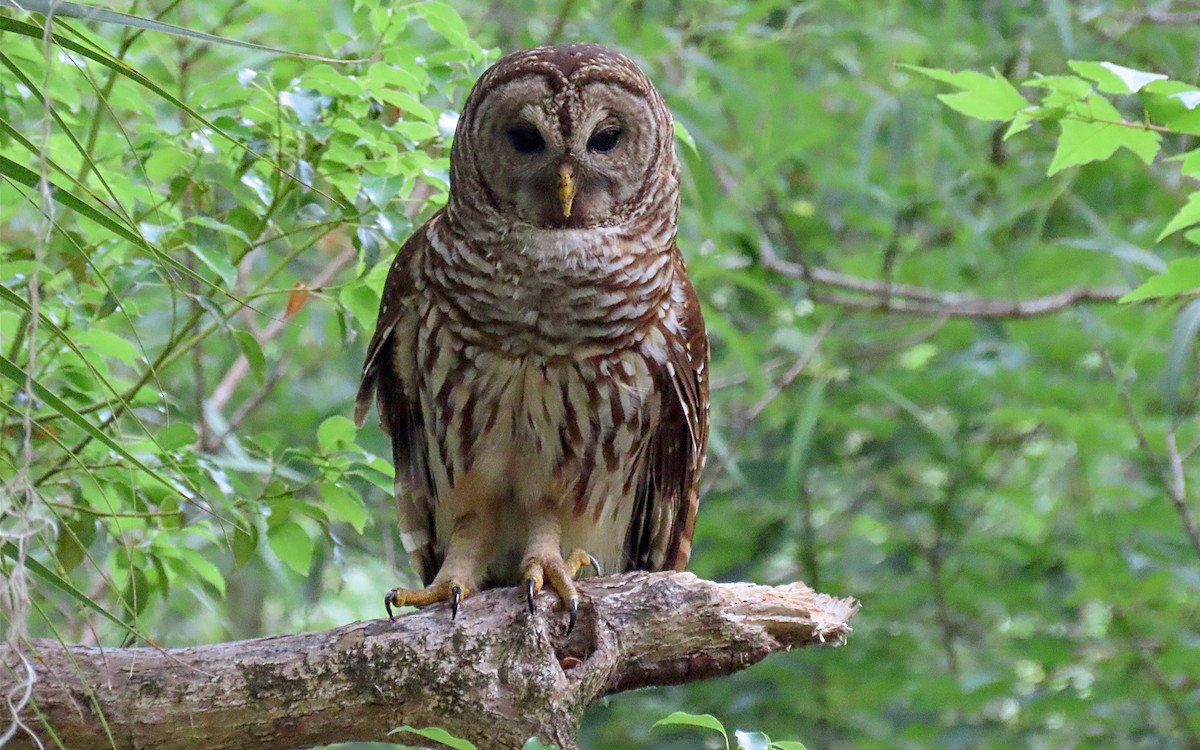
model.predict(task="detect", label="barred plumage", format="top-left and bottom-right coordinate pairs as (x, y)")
top-left (355, 44), bottom-right (708, 624)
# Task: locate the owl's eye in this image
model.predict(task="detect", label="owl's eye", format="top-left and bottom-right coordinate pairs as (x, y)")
top-left (506, 125), bottom-right (545, 154)
top-left (587, 127), bottom-right (622, 153)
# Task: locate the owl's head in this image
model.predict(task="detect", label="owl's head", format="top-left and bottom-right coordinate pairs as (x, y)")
top-left (448, 44), bottom-right (678, 231)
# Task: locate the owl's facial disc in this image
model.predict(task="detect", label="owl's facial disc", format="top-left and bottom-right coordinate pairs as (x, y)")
top-left (468, 76), bottom-right (662, 229)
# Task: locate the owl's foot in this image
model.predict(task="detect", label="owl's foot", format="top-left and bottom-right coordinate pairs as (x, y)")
top-left (522, 549), bottom-right (601, 634)
top-left (384, 580), bottom-right (469, 622)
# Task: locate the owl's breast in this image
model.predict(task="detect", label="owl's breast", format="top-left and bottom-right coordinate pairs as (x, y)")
top-left (423, 223), bottom-right (674, 357)
top-left (412, 302), bottom-right (663, 576)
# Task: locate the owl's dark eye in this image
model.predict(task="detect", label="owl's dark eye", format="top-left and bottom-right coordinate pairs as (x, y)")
top-left (506, 125), bottom-right (545, 154)
top-left (587, 127), bottom-right (622, 153)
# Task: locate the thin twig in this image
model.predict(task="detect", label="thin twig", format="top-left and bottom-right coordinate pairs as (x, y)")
top-left (1098, 346), bottom-right (1200, 559)
top-left (1115, 8), bottom-right (1200, 25)
top-left (1165, 426), bottom-right (1200, 557)
top-left (701, 321), bottom-right (834, 496)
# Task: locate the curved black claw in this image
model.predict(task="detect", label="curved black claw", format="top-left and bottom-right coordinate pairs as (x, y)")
top-left (566, 596), bottom-right (579, 635)
top-left (451, 585), bottom-right (462, 620)
top-left (526, 579), bottom-right (536, 614)
top-left (384, 590), bottom-right (397, 622)
top-left (587, 554), bottom-right (602, 576)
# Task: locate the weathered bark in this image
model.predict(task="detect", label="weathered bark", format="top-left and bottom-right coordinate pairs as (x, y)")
top-left (2, 572), bottom-right (858, 750)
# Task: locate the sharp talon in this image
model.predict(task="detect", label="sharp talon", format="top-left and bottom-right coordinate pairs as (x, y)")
top-left (567, 596), bottom-right (579, 635)
top-left (384, 591), bottom-right (396, 622)
top-left (587, 554), bottom-right (601, 576)
top-left (526, 579), bottom-right (536, 615)
top-left (451, 585), bottom-right (462, 620)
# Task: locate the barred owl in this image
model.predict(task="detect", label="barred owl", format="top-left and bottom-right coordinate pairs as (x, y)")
top-left (355, 43), bottom-right (708, 631)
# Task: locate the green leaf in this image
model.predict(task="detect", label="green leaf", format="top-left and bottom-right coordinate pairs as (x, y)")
top-left (185, 243), bottom-right (238, 288)
top-left (232, 526), bottom-right (259, 569)
top-left (652, 712), bottom-right (729, 744)
top-left (904, 66), bottom-right (1030, 121)
top-left (77, 328), bottom-right (142, 366)
top-left (771, 742), bottom-right (810, 750)
top-left (674, 120), bottom-right (699, 156)
top-left (158, 422), bottom-right (199, 451)
top-left (1047, 103), bottom-right (1161, 174)
top-left (376, 89), bottom-right (436, 124)
top-left (319, 483), bottom-right (369, 533)
top-left (1022, 74), bottom-right (1092, 100)
top-left (318, 415), bottom-right (358, 452)
top-left (144, 146), bottom-right (190, 183)
top-left (1174, 148), bottom-right (1200, 180)
top-left (1069, 60), bottom-right (1166, 94)
top-left (388, 726), bottom-right (476, 750)
top-left (938, 74), bottom-right (1029, 121)
top-left (418, 2), bottom-right (470, 47)
top-left (175, 548), bottom-right (227, 596)
top-left (55, 524), bottom-right (86, 573)
top-left (1120, 258), bottom-right (1200, 303)
top-left (361, 173), bottom-right (408, 208)
top-left (268, 522), bottom-right (314, 575)
top-left (235, 330), bottom-right (267, 386)
top-left (1156, 192), bottom-right (1200, 241)
top-left (187, 216), bottom-right (251, 245)
top-left (341, 283), bottom-right (381, 334)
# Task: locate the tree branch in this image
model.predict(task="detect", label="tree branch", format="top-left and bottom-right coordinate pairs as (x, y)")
top-left (758, 236), bottom-right (1127, 319)
top-left (2, 572), bottom-right (857, 750)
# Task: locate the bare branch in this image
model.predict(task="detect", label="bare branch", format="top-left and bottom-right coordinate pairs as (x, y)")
top-left (2, 573), bottom-right (857, 750)
top-left (1114, 7), bottom-right (1200, 25)
top-left (758, 237), bottom-right (1127, 319)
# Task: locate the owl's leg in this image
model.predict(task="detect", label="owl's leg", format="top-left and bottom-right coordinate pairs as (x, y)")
top-left (521, 518), bottom-right (601, 633)
top-left (384, 511), bottom-right (489, 621)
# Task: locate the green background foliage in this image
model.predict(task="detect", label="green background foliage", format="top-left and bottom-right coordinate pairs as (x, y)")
top-left (2, 1), bottom-right (1199, 748)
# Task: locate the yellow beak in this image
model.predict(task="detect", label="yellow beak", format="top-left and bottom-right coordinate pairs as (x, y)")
top-left (558, 163), bottom-right (577, 218)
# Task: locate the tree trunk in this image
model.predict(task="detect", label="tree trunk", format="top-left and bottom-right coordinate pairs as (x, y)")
top-left (2, 572), bottom-right (858, 750)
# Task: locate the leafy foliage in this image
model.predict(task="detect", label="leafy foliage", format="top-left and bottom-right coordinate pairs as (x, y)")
top-left (652, 711), bottom-right (806, 750)
top-left (2, 2), bottom-right (1199, 750)
top-left (912, 57), bottom-right (1200, 304)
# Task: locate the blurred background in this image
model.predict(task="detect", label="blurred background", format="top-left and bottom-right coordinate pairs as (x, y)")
top-left (2, 1), bottom-right (1199, 748)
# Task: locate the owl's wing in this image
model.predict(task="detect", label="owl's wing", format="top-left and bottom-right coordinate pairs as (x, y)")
top-left (626, 251), bottom-right (710, 572)
top-left (354, 222), bottom-right (440, 585)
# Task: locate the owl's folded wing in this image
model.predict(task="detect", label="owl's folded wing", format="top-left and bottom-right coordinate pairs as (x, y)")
top-left (625, 252), bottom-right (710, 572)
top-left (355, 222), bottom-right (441, 585)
